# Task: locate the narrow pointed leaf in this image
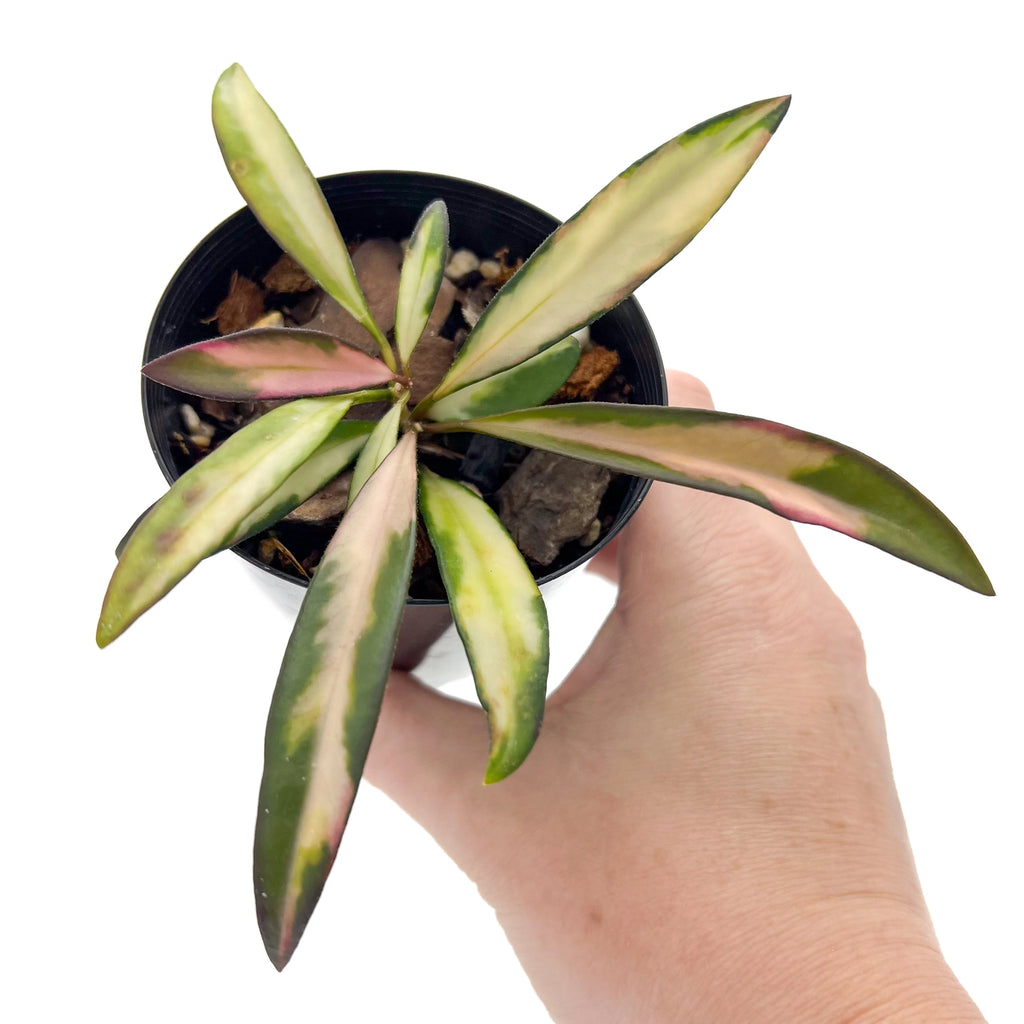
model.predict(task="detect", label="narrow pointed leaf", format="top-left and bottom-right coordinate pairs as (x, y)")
top-left (395, 200), bottom-right (449, 368)
top-left (419, 469), bottom-right (548, 783)
top-left (348, 395), bottom-right (406, 504)
top-left (226, 419), bottom-right (374, 544)
top-left (114, 502), bottom-right (156, 559)
top-left (424, 337), bottom-right (581, 421)
top-left (433, 404), bottom-right (993, 595)
top-left (143, 327), bottom-right (400, 400)
top-left (212, 64), bottom-right (392, 365)
top-left (97, 396), bottom-right (356, 646)
top-left (427, 96), bottom-right (790, 403)
top-left (254, 433), bottom-right (418, 970)
top-left (115, 421), bottom-right (375, 558)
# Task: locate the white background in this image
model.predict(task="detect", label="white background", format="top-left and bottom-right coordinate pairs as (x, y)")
top-left (4, 2), bottom-right (1019, 1021)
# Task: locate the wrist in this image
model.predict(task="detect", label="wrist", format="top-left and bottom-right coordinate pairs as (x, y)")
top-left (722, 900), bottom-right (985, 1024)
top-left (790, 939), bottom-right (981, 1024)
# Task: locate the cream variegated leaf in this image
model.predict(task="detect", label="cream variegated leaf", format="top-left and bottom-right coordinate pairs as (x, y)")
top-left (395, 200), bottom-right (449, 369)
top-left (425, 96), bottom-right (790, 405)
top-left (97, 395), bottom-right (357, 646)
top-left (254, 432), bottom-right (418, 970)
top-left (348, 394), bottom-right (406, 504)
top-left (226, 419), bottom-right (374, 545)
top-left (419, 469), bottom-right (548, 782)
top-left (114, 419), bottom-right (377, 560)
top-left (212, 64), bottom-right (393, 367)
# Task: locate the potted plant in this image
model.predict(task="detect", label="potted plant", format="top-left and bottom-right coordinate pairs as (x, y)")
top-left (97, 63), bottom-right (992, 970)
top-left (139, 168), bottom-right (668, 668)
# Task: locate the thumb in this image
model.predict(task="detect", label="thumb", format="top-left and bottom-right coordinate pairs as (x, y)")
top-left (365, 372), bottom-right (725, 838)
top-left (364, 670), bottom-right (491, 840)
top-left (614, 370), bottom-right (807, 615)
top-left (573, 369), bottom-right (715, 590)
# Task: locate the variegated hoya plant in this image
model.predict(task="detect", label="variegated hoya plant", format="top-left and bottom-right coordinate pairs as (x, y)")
top-left (97, 64), bottom-right (993, 970)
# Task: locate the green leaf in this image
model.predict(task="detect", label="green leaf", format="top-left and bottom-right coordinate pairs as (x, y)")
top-left (432, 404), bottom-right (993, 595)
top-left (418, 469), bottom-right (548, 782)
top-left (254, 433), bottom-right (418, 970)
top-left (424, 337), bottom-right (581, 421)
top-left (395, 200), bottom-right (449, 369)
top-left (226, 419), bottom-right (374, 544)
top-left (426, 96), bottom-right (790, 404)
top-left (347, 394), bottom-right (406, 504)
top-left (142, 328), bottom-right (400, 400)
top-left (97, 396), bottom-right (357, 647)
top-left (212, 64), bottom-right (393, 367)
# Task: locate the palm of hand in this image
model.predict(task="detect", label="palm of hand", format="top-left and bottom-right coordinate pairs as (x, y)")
top-left (366, 373), bottom-right (954, 1024)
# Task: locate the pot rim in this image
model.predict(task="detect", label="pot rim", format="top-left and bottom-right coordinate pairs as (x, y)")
top-left (143, 169), bottom-right (667, 605)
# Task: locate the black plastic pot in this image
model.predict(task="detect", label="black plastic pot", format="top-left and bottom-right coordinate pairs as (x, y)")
top-left (143, 171), bottom-right (667, 667)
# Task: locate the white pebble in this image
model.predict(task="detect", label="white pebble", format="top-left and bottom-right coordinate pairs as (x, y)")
top-left (251, 310), bottom-right (284, 329)
top-left (478, 259), bottom-right (502, 280)
top-left (445, 248), bottom-right (480, 280)
top-left (180, 404), bottom-right (201, 433)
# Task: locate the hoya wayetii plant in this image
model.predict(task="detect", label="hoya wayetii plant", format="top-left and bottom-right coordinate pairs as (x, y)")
top-left (98, 65), bottom-right (993, 969)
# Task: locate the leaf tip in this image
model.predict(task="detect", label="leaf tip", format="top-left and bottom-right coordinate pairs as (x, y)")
top-left (95, 611), bottom-right (118, 649)
top-left (256, 897), bottom-right (296, 971)
top-left (966, 562), bottom-right (996, 597)
top-left (216, 62), bottom-right (247, 89)
top-left (763, 94), bottom-right (792, 134)
top-left (483, 760), bottom-right (510, 786)
top-left (139, 356), bottom-right (171, 388)
top-left (266, 940), bottom-right (293, 973)
top-left (482, 729), bottom-right (540, 785)
top-left (424, 196), bottom-right (449, 224)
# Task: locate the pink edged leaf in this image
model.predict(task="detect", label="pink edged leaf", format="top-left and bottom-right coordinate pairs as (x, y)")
top-left (142, 327), bottom-right (400, 400)
top-left (254, 433), bottom-right (418, 970)
top-left (226, 419), bottom-right (374, 545)
top-left (113, 420), bottom-right (374, 559)
top-left (97, 395), bottom-right (357, 647)
top-left (430, 404), bottom-right (993, 594)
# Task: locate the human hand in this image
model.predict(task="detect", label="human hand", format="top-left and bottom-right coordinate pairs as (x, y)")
top-left (365, 371), bottom-right (985, 1024)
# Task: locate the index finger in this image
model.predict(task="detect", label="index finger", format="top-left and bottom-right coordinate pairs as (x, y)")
top-left (585, 370), bottom-right (718, 588)
top-left (612, 371), bottom-right (819, 615)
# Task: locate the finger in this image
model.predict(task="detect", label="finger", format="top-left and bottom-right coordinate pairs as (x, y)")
top-left (365, 375), bottom-right (721, 846)
top-left (614, 372), bottom-right (813, 614)
top-left (565, 367), bottom-right (832, 709)
top-left (552, 371), bottom-right (719, 704)
top-left (665, 368), bottom-right (716, 411)
top-left (584, 536), bottom-right (619, 583)
top-left (364, 671), bottom-right (491, 840)
top-left (582, 372), bottom-right (714, 590)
